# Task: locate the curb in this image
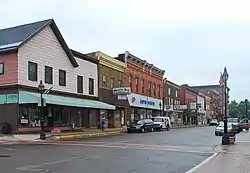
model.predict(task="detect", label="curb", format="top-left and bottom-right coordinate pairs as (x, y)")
top-left (58, 131), bottom-right (123, 140)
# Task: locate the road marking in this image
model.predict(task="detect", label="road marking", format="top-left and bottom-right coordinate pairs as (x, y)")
top-left (185, 152), bottom-right (218, 173)
top-left (16, 156), bottom-right (80, 171)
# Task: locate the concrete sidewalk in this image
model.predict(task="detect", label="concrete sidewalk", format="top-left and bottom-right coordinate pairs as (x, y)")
top-left (192, 131), bottom-right (250, 173)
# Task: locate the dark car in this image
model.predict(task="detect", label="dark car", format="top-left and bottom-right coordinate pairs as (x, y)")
top-left (127, 119), bottom-right (154, 133)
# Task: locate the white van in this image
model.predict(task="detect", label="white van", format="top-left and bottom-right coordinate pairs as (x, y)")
top-left (151, 116), bottom-right (171, 131)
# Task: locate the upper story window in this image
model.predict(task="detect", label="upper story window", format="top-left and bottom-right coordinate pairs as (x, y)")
top-left (110, 77), bottom-right (114, 88)
top-left (148, 81), bottom-right (152, 96)
top-left (0, 62), bottom-right (4, 75)
top-left (89, 78), bottom-right (94, 95)
top-left (118, 80), bottom-right (122, 88)
top-left (77, 75), bottom-right (83, 93)
top-left (175, 91), bottom-right (178, 98)
top-left (45, 66), bottom-right (53, 84)
top-left (168, 88), bottom-right (171, 95)
top-left (141, 79), bottom-right (145, 93)
top-left (153, 83), bottom-right (156, 96)
top-left (28, 61), bottom-right (37, 81)
top-left (135, 77), bottom-right (139, 92)
top-left (102, 75), bottom-right (107, 87)
top-left (129, 74), bottom-right (132, 92)
top-left (59, 69), bottom-right (66, 86)
top-left (158, 85), bottom-right (161, 97)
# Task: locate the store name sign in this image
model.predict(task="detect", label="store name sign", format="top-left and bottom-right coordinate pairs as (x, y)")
top-left (113, 87), bottom-right (131, 95)
top-left (140, 99), bottom-right (155, 106)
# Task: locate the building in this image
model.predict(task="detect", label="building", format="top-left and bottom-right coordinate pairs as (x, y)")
top-left (180, 84), bottom-right (198, 124)
top-left (197, 92), bottom-right (206, 124)
top-left (164, 80), bottom-right (185, 124)
top-left (116, 52), bottom-right (165, 123)
top-left (0, 19), bottom-right (115, 133)
top-left (203, 90), bottom-right (220, 121)
top-left (86, 51), bottom-right (126, 128)
top-left (190, 85), bottom-right (229, 120)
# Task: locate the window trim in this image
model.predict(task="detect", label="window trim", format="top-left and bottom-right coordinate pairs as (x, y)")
top-left (28, 61), bottom-right (38, 81)
top-left (141, 79), bottom-right (145, 93)
top-left (118, 80), bottom-right (122, 88)
top-left (110, 77), bottom-right (115, 89)
top-left (59, 69), bottom-right (66, 86)
top-left (45, 66), bottom-right (53, 84)
top-left (0, 62), bottom-right (4, 75)
top-left (153, 83), bottom-right (156, 97)
top-left (135, 77), bottom-right (139, 92)
top-left (77, 75), bottom-right (83, 93)
top-left (89, 78), bottom-right (94, 95)
top-left (102, 75), bottom-right (107, 87)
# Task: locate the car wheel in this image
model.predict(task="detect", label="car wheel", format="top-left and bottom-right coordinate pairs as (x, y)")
top-left (215, 133), bottom-right (218, 136)
top-left (159, 126), bottom-right (162, 131)
top-left (127, 130), bottom-right (132, 133)
top-left (141, 128), bottom-right (145, 133)
top-left (151, 127), bottom-right (154, 132)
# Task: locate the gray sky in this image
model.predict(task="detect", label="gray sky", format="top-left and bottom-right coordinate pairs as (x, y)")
top-left (1, 0), bottom-right (249, 102)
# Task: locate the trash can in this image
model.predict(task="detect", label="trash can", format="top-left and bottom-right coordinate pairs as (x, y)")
top-left (1, 123), bottom-right (11, 134)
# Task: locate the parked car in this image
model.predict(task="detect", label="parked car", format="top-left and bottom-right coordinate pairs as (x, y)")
top-left (227, 118), bottom-right (240, 133)
top-left (209, 119), bottom-right (219, 126)
top-left (127, 119), bottom-right (154, 133)
top-left (215, 122), bottom-right (235, 136)
top-left (151, 116), bottom-right (171, 131)
top-left (239, 118), bottom-right (249, 131)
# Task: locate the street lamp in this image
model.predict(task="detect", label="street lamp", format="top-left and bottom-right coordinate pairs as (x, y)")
top-left (159, 102), bottom-right (162, 116)
top-left (222, 67), bottom-right (229, 145)
top-left (38, 80), bottom-right (46, 140)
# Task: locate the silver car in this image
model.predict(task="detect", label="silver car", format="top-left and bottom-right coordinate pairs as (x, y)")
top-left (215, 122), bottom-right (234, 136)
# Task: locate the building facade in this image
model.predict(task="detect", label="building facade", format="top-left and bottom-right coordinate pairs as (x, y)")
top-left (116, 52), bottom-right (165, 123)
top-left (197, 92), bottom-right (206, 124)
top-left (190, 85), bottom-right (229, 120)
top-left (0, 19), bottom-right (115, 133)
top-left (180, 84), bottom-right (198, 124)
top-left (203, 90), bottom-right (220, 121)
top-left (87, 51), bottom-right (126, 128)
top-left (164, 80), bottom-right (185, 124)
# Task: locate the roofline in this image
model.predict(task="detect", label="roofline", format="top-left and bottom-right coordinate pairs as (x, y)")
top-left (0, 47), bottom-right (18, 54)
top-left (166, 80), bottom-right (180, 89)
top-left (18, 19), bottom-right (79, 68)
top-left (181, 84), bottom-right (199, 94)
top-left (71, 49), bottom-right (98, 64)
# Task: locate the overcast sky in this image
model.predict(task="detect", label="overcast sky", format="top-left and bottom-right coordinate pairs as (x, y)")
top-left (1, 0), bottom-right (249, 101)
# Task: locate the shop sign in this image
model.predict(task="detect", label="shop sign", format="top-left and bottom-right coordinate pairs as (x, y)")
top-left (113, 87), bottom-right (131, 95)
top-left (127, 93), bottom-right (161, 110)
top-left (173, 105), bottom-right (187, 110)
top-left (190, 102), bottom-right (196, 110)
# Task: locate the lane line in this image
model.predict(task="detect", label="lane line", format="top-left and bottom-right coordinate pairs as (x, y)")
top-left (185, 152), bottom-right (218, 173)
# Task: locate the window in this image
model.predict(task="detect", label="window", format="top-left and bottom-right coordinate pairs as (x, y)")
top-left (102, 75), bottom-right (107, 87)
top-left (176, 91), bottom-right (178, 98)
top-left (168, 88), bottom-right (171, 95)
top-left (135, 77), bottom-right (139, 92)
top-left (118, 80), bottom-right (122, 87)
top-left (141, 79), bottom-right (145, 93)
top-left (28, 61), bottom-right (37, 81)
top-left (158, 85), bottom-right (161, 97)
top-left (77, 75), bottom-right (83, 93)
top-left (89, 78), bottom-right (94, 95)
top-left (148, 81), bottom-right (152, 96)
top-left (110, 77), bottom-right (114, 88)
top-left (45, 66), bottom-right (53, 84)
top-left (168, 97), bottom-right (171, 105)
top-left (0, 62), bottom-right (4, 75)
top-left (153, 84), bottom-right (156, 96)
top-left (59, 69), bottom-right (66, 86)
top-left (129, 74), bottom-right (132, 92)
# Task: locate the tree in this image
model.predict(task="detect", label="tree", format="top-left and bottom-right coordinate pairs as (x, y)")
top-left (228, 99), bottom-right (250, 118)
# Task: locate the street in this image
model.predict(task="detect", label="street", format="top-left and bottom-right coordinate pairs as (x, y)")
top-left (0, 126), bottom-right (220, 173)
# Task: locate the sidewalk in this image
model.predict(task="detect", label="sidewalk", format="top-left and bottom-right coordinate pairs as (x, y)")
top-left (192, 131), bottom-right (250, 173)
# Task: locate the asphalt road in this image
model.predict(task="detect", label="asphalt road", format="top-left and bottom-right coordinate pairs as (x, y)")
top-left (0, 126), bottom-right (220, 173)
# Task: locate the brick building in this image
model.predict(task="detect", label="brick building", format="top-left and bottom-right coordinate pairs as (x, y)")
top-left (116, 52), bottom-right (165, 123)
top-left (203, 90), bottom-right (220, 121)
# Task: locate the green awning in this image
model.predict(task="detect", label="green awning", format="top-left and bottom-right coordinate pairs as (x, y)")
top-left (17, 91), bottom-right (115, 110)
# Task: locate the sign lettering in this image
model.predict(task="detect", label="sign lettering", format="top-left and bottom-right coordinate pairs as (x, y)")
top-left (139, 99), bottom-right (155, 106)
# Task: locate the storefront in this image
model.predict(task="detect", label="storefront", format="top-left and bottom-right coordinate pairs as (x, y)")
top-left (126, 93), bottom-right (162, 123)
top-left (165, 105), bottom-right (187, 125)
top-left (0, 90), bottom-right (115, 133)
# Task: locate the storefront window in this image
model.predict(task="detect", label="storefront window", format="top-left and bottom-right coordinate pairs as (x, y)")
top-left (90, 110), bottom-right (97, 126)
top-left (54, 107), bottom-right (70, 126)
top-left (19, 106), bottom-right (40, 128)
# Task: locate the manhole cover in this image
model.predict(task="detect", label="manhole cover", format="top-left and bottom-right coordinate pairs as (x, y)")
top-left (0, 155), bottom-right (11, 158)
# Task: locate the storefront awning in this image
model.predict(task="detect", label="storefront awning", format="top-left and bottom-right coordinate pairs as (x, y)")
top-left (18, 91), bottom-right (115, 110)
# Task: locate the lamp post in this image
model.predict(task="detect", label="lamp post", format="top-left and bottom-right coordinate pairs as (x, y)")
top-left (38, 80), bottom-right (46, 140)
top-left (159, 102), bottom-right (162, 116)
top-left (221, 67), bottom-right (229, 145)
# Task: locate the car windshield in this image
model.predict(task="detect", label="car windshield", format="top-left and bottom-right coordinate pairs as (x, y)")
top-left (152, 118), bottom-right (162, 122)
top-left (132, 120), bottom-right (144, 125)
top-left (218, 123), bottom-right (232, 128)
top-left (228, 118), bottom-right (238, 123)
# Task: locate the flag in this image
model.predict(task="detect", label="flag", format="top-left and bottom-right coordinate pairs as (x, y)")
top-left (219, 72), bottom-right (225, 87)
top-left (44, 85), bottom-right (54, 94)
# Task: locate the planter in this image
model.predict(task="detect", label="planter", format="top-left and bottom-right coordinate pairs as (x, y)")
top-left (228, 133), bottom-right (236, 144)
